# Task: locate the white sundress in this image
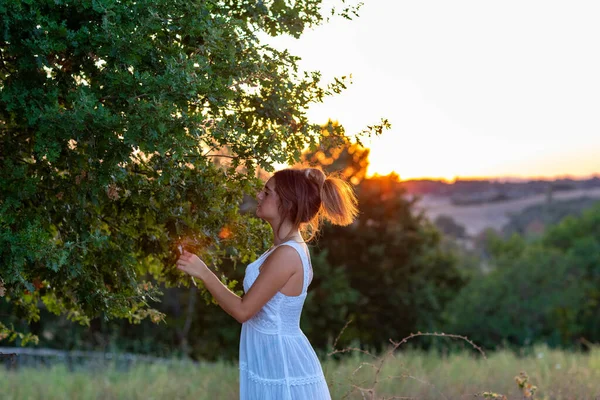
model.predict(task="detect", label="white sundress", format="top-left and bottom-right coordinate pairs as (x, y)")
top-left (239, 240), bottom-right (331, 400)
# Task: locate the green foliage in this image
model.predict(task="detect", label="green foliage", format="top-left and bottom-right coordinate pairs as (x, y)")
top-left (0, 321), bottom-right (39, 346)
top-left (0, 0), bottom-right (386, 341)
top-left (433, 215), bottom-right (467, 239)
top-left (444, 203), bottom-right (600, 349)
top-left (503, 196), bottom-right (600, 238)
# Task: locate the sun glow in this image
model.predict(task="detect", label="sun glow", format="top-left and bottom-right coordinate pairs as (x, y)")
top-left (262, 1), bottom-right (600, 182)
top-left (363, 131), bottom-right (600, 182)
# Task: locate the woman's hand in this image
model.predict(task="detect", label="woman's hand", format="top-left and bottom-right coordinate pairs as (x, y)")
top-left (176, 250), bottom-right (210, 281)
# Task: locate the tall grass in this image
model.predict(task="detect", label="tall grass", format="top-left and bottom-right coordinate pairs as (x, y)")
top-left (2, 345), bottom-right (600, 399)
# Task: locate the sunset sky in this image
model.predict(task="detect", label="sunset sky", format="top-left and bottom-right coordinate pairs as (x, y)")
top-left (266, 0), bottom-right (600, 181)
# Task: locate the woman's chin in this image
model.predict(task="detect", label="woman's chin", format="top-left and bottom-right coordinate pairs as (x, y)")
top-left (255, 208), bottom-right (270, 222)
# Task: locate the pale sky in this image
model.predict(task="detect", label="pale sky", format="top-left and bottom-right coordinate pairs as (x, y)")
top-left (265, 0), bottom-right (600, 181)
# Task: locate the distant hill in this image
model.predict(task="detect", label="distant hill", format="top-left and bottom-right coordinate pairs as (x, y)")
top-left (400, 176), bottom-right (600, 206)
top-left (416, 187), bottom-right (600, 237)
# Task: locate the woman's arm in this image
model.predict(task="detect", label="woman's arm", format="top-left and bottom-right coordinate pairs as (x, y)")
top-left (176, 246), bottom-right (301, 323)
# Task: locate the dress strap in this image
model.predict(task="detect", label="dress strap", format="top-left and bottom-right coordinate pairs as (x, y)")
top-left (277, 240), bottom-right (312, 294)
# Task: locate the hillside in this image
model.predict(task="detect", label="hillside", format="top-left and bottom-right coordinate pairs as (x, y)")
top-left (401, 176), bottom-right (600, 205)
top-left (416, 187), bottom-right (600, 237)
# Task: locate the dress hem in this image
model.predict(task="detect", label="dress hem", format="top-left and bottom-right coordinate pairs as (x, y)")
top-left (239, 362), bottom-right (328, 387)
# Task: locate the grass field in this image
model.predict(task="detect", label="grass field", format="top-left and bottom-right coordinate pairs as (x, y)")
top-left (2, 345), bottom-right (600, 399)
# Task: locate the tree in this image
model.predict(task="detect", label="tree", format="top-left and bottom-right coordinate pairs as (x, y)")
top-left (0, 0), bottom-right (388, 343)
top-left (300, 119), bottom-right (374, 185)
top-left (318, 175), bottom-right (465, 350)
top-left (300, 138), bottom-right (465, 352)
top-left (433, 215), bottom-right (467, 239)
top-left (444, 203), bottom-right (600, 349)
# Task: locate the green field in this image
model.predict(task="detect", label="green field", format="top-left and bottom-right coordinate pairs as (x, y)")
top-left (2, 345), bottom-right (600, 399)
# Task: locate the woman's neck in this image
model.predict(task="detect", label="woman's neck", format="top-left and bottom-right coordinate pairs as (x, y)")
top-left (271, 222), bottom-right (303, 246)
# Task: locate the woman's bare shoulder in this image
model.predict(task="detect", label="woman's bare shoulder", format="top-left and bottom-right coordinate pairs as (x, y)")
top-left (259, 244), bottom-right (302, 273)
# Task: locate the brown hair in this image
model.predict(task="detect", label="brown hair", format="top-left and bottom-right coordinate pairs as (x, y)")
top-left (272, 167), bottom-right (358, 241)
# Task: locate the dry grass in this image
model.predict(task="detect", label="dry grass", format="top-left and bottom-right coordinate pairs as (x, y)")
top-left (2, 343), bottom-right (600, 399)
top-left (326, 345), bottom-right (600, 399)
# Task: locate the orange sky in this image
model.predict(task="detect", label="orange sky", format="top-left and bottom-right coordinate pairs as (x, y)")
top-left (266, 1), bottom-right (600, 181)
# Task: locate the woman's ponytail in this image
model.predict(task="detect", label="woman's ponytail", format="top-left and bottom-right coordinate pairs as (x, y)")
top-left (304, 167), bottom-right (358, 226)
top-left (320, 175), bottom-right (358, 226)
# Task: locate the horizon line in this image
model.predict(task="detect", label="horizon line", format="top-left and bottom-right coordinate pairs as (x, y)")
top-left (365, 172), bottom-right (600, 184)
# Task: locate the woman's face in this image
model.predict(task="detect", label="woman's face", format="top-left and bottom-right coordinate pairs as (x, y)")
top-left (256, 178), bottom-right (280, 222)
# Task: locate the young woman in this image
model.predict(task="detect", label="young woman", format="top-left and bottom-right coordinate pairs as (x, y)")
top-left (176, 167), bottom-right (358, 399)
